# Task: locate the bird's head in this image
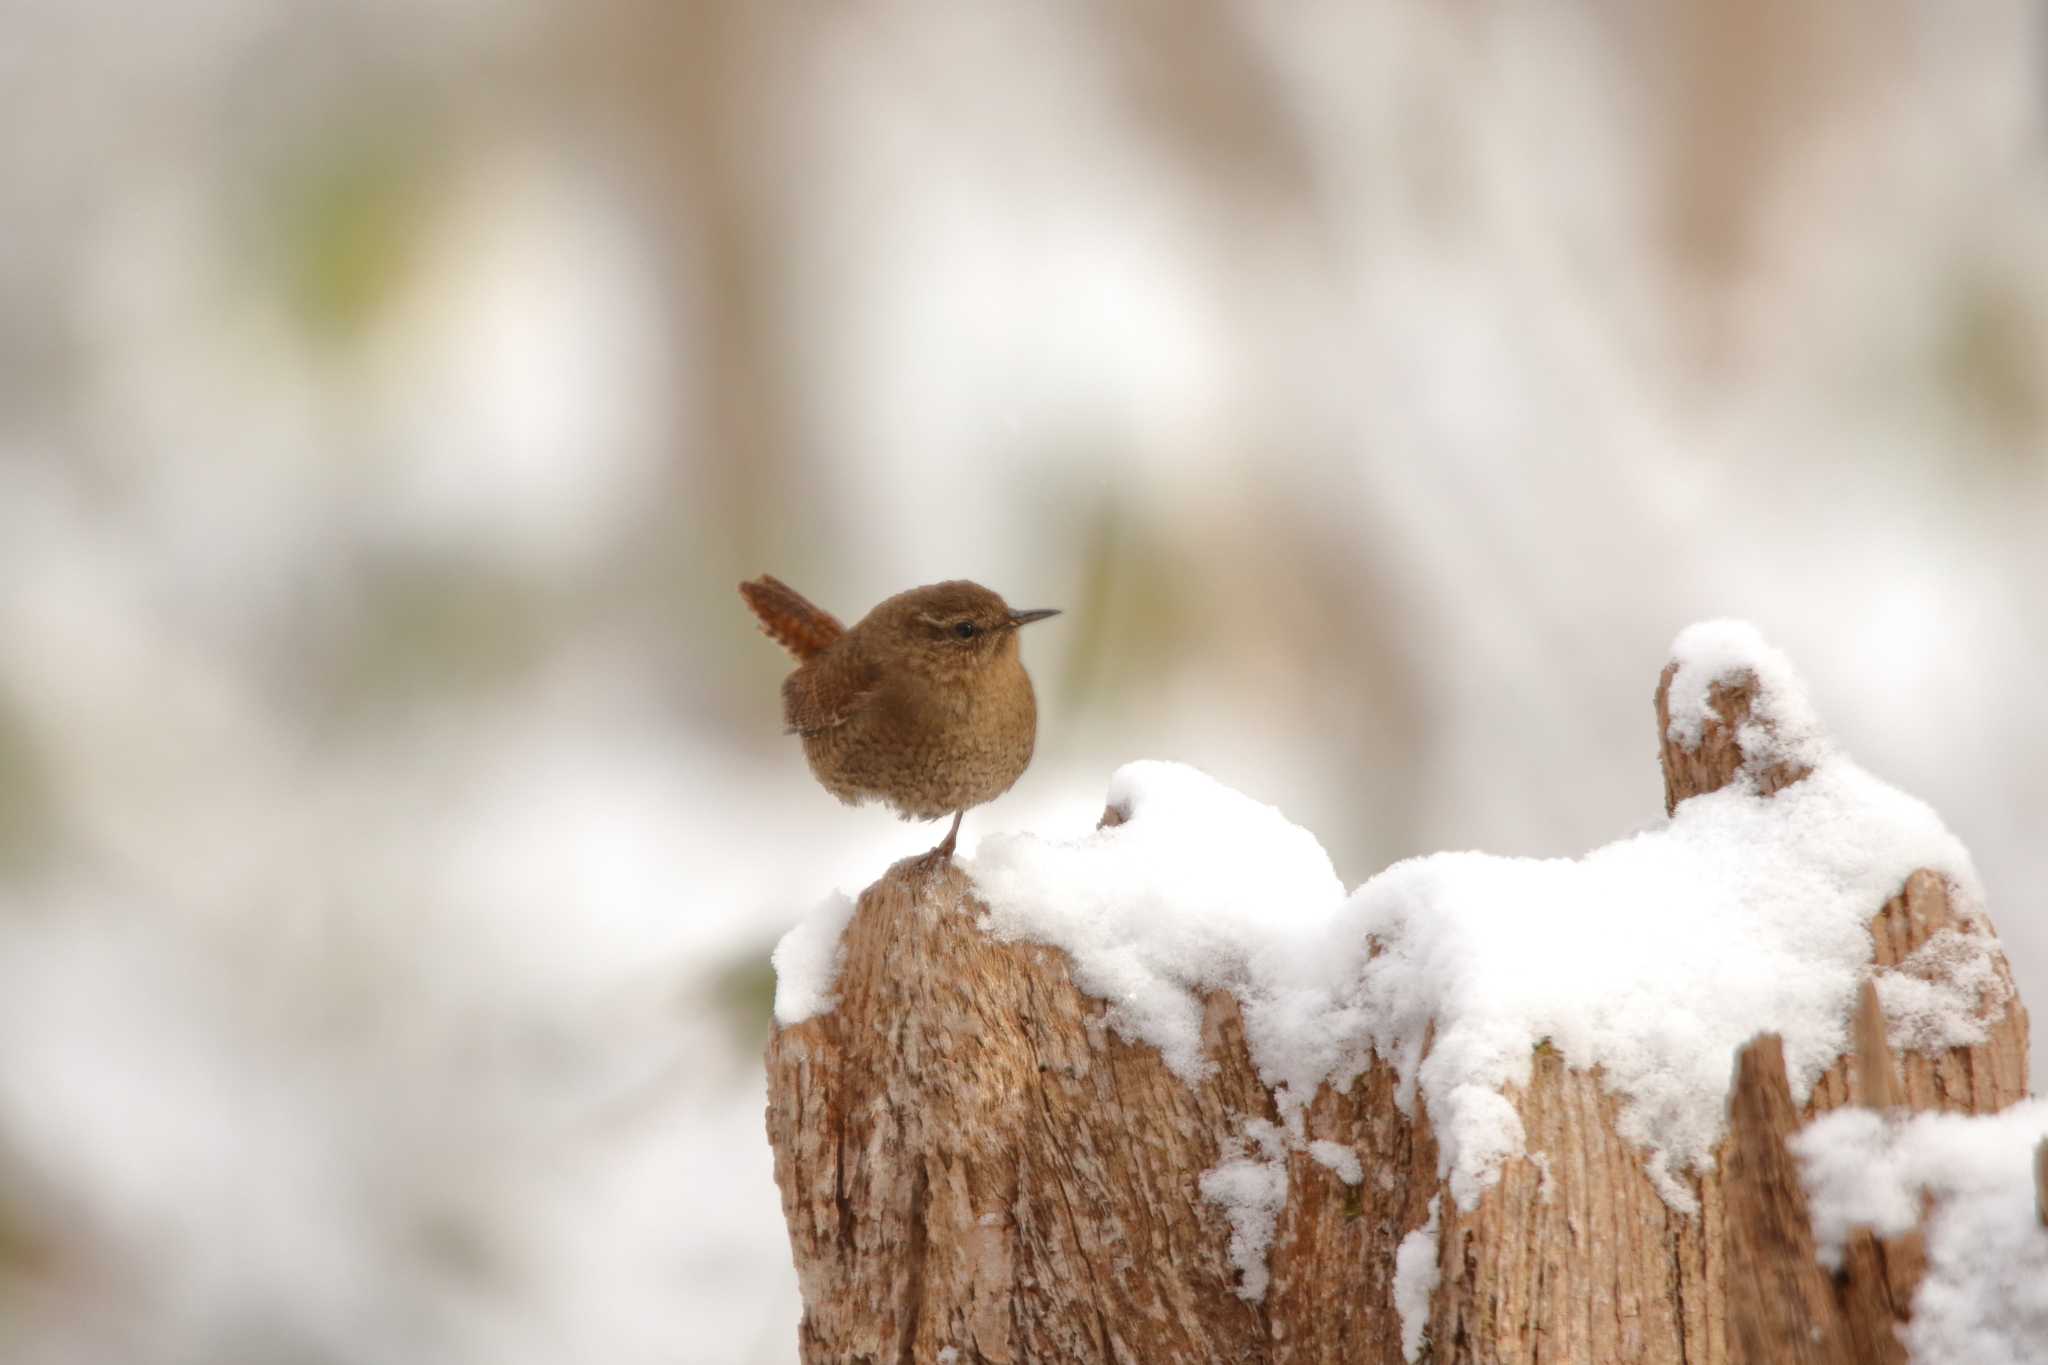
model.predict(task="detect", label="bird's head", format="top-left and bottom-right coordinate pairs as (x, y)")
top-left (869, 580), bottom-right (1059, 680)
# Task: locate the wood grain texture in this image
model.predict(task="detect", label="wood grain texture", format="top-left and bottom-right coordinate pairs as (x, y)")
top-left (1723, 1036), bottom-right (1858, 1365)
top-left (764, 657), bottom-right (2030, 1363)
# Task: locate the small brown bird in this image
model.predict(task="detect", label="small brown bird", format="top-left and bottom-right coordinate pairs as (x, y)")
top-left (740, 575), bottom-right (1059, 862)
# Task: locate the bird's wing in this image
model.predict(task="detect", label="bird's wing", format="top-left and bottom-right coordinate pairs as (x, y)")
top-left (781, 647), bottom-right (879, 735)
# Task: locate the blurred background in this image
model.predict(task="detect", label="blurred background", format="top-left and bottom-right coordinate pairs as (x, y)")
top-left (2, 1), bottom-right (2044, 1361)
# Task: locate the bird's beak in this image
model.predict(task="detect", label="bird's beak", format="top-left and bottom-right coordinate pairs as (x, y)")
top-left (1007, 608), bottom-right (1061, 628)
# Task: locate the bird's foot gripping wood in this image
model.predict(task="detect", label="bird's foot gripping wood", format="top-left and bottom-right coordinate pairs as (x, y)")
top-left (909, 810), bottom-right (965, 875)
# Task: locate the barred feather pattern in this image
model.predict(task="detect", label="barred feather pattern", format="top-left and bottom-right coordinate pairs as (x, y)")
top-left (739, 575), bottom-right (845, 662)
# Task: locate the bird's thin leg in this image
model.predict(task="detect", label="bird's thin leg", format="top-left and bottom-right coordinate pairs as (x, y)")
top-left (910, 811), bottom-right (964, 879)
top-left (932, 810), bottom-right (963, 861)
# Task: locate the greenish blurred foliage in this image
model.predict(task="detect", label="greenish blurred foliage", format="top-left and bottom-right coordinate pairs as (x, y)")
top-left (0, 696), bottom-right (58, 880)
top-left (264, 125), bottom-right (438, 346)
top-left (322, 560), bottom-right (560, 723)
top-left (1058, 493), bottom-right (1198, 723)
top-left (709, 945), bottom-right (778, 1054)
top-left (1941, 269), bottom-right (2046, 452)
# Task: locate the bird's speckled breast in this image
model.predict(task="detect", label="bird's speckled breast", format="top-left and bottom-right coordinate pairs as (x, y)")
top-left (801, 657), bottom-right (1037, 822)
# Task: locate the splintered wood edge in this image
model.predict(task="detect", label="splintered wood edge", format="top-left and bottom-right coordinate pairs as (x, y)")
top-left (1727, 1034), bottom-right (1915, 1365)
top-left (1723, 1034), bottom-right (1858, 1364)
top-left (2035, 1137), bottom-right (2048, 1229)
top-left (1852, 979), bottom-right (1899, 1111)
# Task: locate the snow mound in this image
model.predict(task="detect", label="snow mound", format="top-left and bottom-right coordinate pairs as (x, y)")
top-left (1796, 1101), bottom-right (2048, 1365)
top-left (1663, 618), bottom-right (1829, 774)
top-left (970, 623), bottom-right (1989, 1217)
top-left (770, 890), bottom-right (857, 1025)
top-left (971, 759), bottom-right (1347, 1080)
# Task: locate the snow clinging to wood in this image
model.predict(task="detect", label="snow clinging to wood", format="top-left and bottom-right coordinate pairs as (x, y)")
top-left (973, 759), bottom-right (1347, 1080)
top-left (1796, 1100), bottom-right (2048, 1365)
top-left (1197, 1146), bottom-right (1290, 1303)
top-left (969, 621), bottom-right (1987, 1220)
top-left (1662, 618), bottom-right (1830, 772)
top-left (1393, 1193), bottom-right (1442, 1363)
top-left (770, 890), bottom-right (857, 1025)
top-left (1307, 1139), bottom-right (1363, 1186)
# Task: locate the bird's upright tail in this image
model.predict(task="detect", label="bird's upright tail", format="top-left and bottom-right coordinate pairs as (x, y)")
top-left (739, 575), bottom-right (846, 661)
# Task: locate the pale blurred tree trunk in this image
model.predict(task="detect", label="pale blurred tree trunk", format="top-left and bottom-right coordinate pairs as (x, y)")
top-left (556, 0), bottom-right (809, 595)
top-left (1650, 0), bottom-right (1913, 359)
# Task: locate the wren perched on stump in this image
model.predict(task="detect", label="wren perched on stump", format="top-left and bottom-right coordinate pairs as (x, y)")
top-left (739, 575), bottom-right (1059, 862)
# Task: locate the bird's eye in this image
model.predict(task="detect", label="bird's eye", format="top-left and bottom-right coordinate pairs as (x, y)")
top-left (952, 621), bottom-right (978, 640)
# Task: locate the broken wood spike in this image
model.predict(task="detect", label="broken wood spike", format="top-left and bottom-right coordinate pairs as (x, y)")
top-left (1852, 978), bottom-right (1898, 1112)
top-left (2035, 1136), bottom-right (2048, 1230)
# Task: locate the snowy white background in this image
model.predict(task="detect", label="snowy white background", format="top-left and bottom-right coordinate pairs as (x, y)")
top-left (1, 2), bottom-right (2044, 1362)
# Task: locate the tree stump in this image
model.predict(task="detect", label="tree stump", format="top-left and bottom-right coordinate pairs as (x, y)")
top-left (764, 650), bottom-right (2029, 1363)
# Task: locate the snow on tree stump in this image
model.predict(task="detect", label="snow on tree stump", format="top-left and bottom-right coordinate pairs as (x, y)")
top-left (764, 623), bottom-right (2029, 1364)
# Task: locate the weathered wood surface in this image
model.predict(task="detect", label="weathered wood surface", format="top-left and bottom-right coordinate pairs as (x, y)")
top-left (764, 664), bottom-right (2029, 1363)
top-left (1722, 1034), bottom-right (1863, 1365)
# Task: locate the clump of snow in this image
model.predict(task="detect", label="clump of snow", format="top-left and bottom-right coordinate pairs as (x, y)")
top-left (1664, 619), bottom-right (1829, 775)
top-left (769, 890), bottom-right (858, 1025)
top-left (1876, 928), bottom-right (2013, 1052)
top-left (1240, 1115), bottom-right (1292, 1160)
top-left (1308, 1140), bottom-right (1363, 1186)
top-left (967, 624), bottom-right (1997, 1221)
top-left (1199, 1145), bottom-right (1290, 1301)
top-left (971, 760), bottom-right (1346, 1080)
top-left (1796, 1100), bottom-right (2048, 1364)
top-left (1288, 736), bottom-right (1982, 1211)
top-left (1393, 1194), bottom-right (1442, 1362)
